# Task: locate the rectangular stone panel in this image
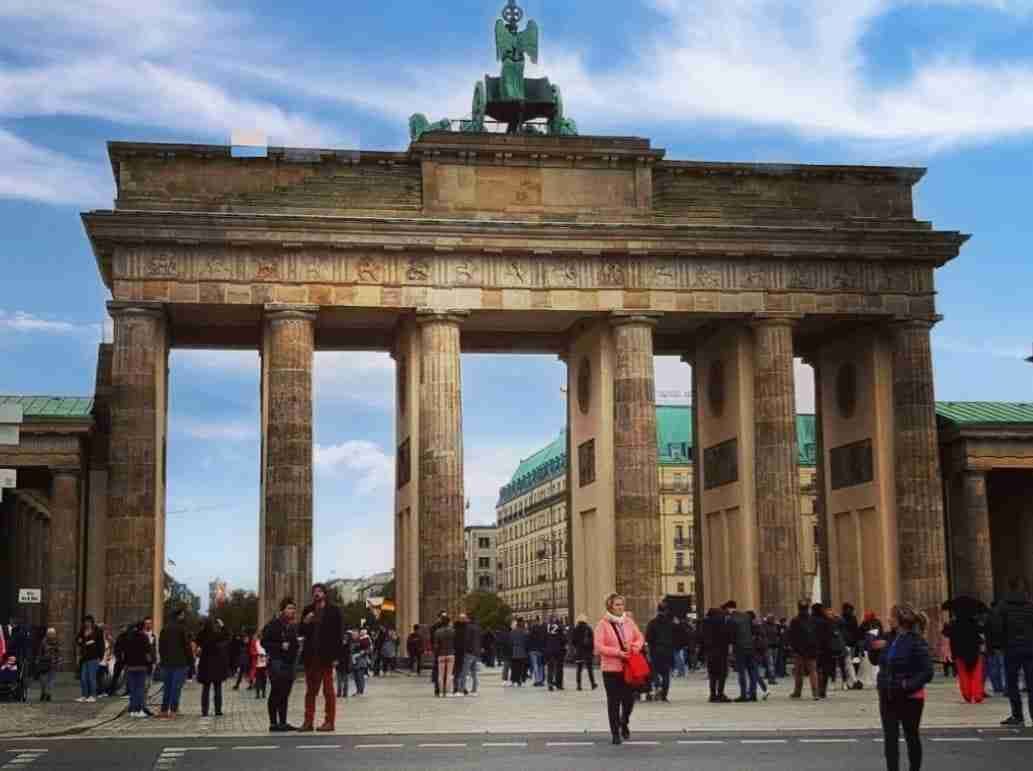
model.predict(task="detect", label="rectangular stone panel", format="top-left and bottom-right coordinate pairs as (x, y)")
top-left (829, 438), bottom-right (874, 490)
top-left (703, 438), bottom-right (739, 490)
top-left (578, 439), bottom-right (596, 488)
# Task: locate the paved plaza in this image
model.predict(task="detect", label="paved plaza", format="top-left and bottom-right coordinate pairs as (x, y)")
top-left (1, 667), bottom-right (1021, 740)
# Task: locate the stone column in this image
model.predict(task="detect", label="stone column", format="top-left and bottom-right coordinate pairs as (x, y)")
top-left (751, 317), bottom-right (803, 619)
top-left (260, 305), bottom-right (316, 627)
top-left (50, 470), bottom-right (81, 663)
top-left (810, 358), bottom-right (831, 606)
top-left (686, 351), bottom-right (705, 615)
top-left (417, 310), bottom-right (466, 623)
top-left (106, 302), bottom-right (168, 633)
top-left (953, 470), bottom-right (994, 603)
top-left (610, 313), bottom-right (661, 623)
top-left (891, 319), bottom-right (948, 616)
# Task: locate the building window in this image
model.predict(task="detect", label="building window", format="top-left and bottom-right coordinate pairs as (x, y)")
top-left (478, 537), bottom-right (490, 549)
top-left (478, 557), bottom-right (490, 569)
top-left (675, 552), bottom-right (685, 569)
top-left (677, 582), bottom-right (685, 593)
top-left (478, 575), bottom-right (492, 588)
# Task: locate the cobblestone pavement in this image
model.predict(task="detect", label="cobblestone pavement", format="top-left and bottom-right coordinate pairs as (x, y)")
top-left (0, 674), bottom-right (130, 738)
top-left (1, 667), bottom-right (1001, 740)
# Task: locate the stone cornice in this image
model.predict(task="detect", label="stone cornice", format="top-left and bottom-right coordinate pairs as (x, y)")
top-left (83, 209), bottom-right (968, 289)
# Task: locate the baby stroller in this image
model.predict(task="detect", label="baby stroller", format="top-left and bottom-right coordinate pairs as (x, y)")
top-left (0, 655), bottom-right (28, 703)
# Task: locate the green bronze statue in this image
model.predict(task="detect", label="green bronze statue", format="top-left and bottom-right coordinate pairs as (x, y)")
top-left (409, 0), bottom-right (578, 139)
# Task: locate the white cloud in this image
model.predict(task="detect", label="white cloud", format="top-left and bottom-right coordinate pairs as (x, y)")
top-left (176, 420), bottom-right (258, 442)
top-left (465, 441), bottom-right (548, 522)
top-left (0, 309), bottom-right (101, 336)
top-left (315, 352), bottom-right (395, 411)
top-left (0, 130), bottom-right (109, 206)
top-left (315, 439), bottom-right (394, 495)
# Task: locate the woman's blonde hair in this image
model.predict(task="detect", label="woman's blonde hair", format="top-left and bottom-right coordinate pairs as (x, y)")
top-left (576, 614), bottom-right (588, 624)
top-left (893, 603), bottom-right (929, 635)
top-left (604, 593), bottom-right (625, 612)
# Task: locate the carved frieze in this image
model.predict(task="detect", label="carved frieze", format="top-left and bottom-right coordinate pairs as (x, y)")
top-left (599, 260), bottom-right (626, 287)
top-left (148, 253), bottom-right (179, 278)
top-left (692, 263), bottom-right (723, 289)
top-left (357, 257), bottom-right (382, 283)
top-left (406, 257), bottom-right (430, 283)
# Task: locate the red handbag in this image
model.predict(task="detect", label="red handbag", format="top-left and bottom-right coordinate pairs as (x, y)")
top-left (610, 621), bottom-right (652, 687)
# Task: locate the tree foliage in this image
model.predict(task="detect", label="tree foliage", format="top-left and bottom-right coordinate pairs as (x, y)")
top-left (464, 591), bottom-right (512, 631)
top-left (211, 589), bottom-right (259, 634)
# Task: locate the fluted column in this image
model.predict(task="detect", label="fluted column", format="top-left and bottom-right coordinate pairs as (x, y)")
top-left (752, 317), bottom-right (803, 619)
top-left (260, 304), bottom-right (316, 627)
top-left (106, 302), bottom-right (168, 633)
top-left (417, 310), bottom-right (466, 623)
top-left (50, 470), bottom-right (80, 665)
top-left (891, 319), bottom-right (948, 616)
top-left (953, 470), bottom-right (994, 603)
top-left (611, 313), bottom-right (661, 623)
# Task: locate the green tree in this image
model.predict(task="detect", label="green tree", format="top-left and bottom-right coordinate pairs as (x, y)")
top-left (464, 591), bottom-right (512, 631)
top-left (211, 589), bottom-right (259, 634)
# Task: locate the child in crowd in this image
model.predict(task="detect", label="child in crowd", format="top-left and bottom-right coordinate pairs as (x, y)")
top-left (253, 645), bottom-right (268, 699)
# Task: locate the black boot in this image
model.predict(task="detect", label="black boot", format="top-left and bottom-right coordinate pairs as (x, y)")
top-left (612, 733), bottom-right (622, 745)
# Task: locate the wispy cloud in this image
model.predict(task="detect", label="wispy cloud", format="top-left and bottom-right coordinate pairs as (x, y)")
top-left (176, 420), bottom-right (258, 442)
top-left (0, 130), bottom-right (109, 206)
top-left (0, 309), bottom-right (101, 336)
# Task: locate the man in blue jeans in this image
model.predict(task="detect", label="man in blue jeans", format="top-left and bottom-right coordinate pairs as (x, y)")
top-left (158, 607), bottom-right (193, 718)
top-left (529, 618), bottom-right (546, 687)
top-left (726, 602), bottom-right (759, 702)
top-left (995, 580), bottom-right (1033, 727)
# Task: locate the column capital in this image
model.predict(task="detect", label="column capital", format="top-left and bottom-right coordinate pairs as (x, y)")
top-left (415, 308), bottom-right (470, 326)
top-left (889, 315), bottom-right (943, 332)
top-left (106, 301), bottom-right (166, 320)
top-left (749, 313), bottom-right (803, 330)
top-left (609, 311), bottom-right (662, 329)
top-left (263, 303), bottom-right (319, 323)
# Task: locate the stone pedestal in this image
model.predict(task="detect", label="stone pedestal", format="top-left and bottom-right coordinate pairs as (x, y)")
top-left (953, 470), bottom-right (994, 602)
top-left (260, 305), bottom-right (316, 627)
top-left (610, 314), bottom-right (661, 623)
top-left (751, 318), bottom-right (803, 618)
top-left (892, 320), bottom-right (947, 617)
top-left (106, 303), bottom-right (168, 633)
top-left (417, 311), bottom-right (466, 623)
top-left (49, 470), bottom-right (80, 663)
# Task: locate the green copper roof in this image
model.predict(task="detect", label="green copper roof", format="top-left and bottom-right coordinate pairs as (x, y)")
top-left (935, 401), bottom-right (1033, 425)
top-left (0, 396), bottom-right (94, 420)
top-left (499, 407), bottom-right (819, 504)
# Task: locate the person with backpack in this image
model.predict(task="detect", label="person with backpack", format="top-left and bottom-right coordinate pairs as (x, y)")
top-left (36, 628), bottom-right (61, 703)
top-left (595, 593), bottom-right (645, 746)
top-left (995, 578), bottom-right (1033, 727)
top-left (571, 615), bottom-right (597, 691)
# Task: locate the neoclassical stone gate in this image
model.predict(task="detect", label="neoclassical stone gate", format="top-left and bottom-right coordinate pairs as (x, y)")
top-left (82, 131), bottom-right (967, 632)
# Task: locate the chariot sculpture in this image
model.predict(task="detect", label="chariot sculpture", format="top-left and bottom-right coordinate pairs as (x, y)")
top-left (410, 0), bottom-right (578, 141)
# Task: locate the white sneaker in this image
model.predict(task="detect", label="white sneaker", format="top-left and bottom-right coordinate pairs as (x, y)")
top-left (468, 692), bottom-right (479, 697)
top-left (128, 711), bottom-right (140, 718)
top-left (85, 697), bottom-right (97, 703)
top-left (75, 697), bottom-right (87, 703)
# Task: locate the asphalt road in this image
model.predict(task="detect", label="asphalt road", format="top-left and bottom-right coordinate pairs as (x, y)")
top-left (3, 729), bottom-right (1032, 770)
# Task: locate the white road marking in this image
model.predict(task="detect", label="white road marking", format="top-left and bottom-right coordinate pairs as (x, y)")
top-left (231, 745), bottom-right (279, 750)
top-left (482, 742), bottom-right (528, 747)
top-left (678, 740), bottom-right (726, 745)
top-left (418, 743), bottom-right (468, 748)
top-left (624, 741), bottom-right (661, 745)
top-left (545, 741), bottom-right (595, 747)
top-left (298, 745), bottom-right (341, 749)
top-left (800, 738), bottom-right (858, 744)
top-left (356, 744), bottom-right (405, 749)
top-left (741, 739), bottom-right (788, 744)
top-left (931, 737), bottom-right (981, 742)
top-left (1000, 737), bottom-right (1033, 741)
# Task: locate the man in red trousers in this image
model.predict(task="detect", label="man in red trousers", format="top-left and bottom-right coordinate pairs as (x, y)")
top-left (298, 583), bottom-right (344, 732)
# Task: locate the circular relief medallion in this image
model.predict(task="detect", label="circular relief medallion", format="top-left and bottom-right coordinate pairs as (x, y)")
top-left (577, 357), bottom-right (591, 415)
top-left (707, 359), bottom-right (725, 418)
top-left (836, 362), bottom-right (858, 419)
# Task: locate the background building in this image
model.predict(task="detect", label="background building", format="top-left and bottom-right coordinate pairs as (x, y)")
top-left (464, 524), bottom-right (498, 593)
top-left (497, 407), bottom-right (822, 617)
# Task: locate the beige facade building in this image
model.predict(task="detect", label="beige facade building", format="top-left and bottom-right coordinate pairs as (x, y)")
top-left (497, 407), bottom-right (822, 617)
top-left (464, 524), bottom-right (498, 594)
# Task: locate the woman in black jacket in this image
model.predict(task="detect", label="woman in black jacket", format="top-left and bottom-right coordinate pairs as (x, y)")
top-left (873, 604), bottom-right (933, 771)
top-left (196, 618), bottom-right (230, 717)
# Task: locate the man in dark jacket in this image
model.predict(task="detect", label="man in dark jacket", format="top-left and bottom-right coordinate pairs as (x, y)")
top-left (529, 618), bottom-right (547, 686)
top-left (429, 612), bottom-right (449, 695)
top-left (460, 614), bottom-right (483, 695)
top-left (261, 597), bottom-right (299, 732)
top-left (406, 625), bottom-right (423, 675)
top-left (451, 615), bottom-right (468, 694)
top-left (788, 601), bottom-right (819, 699)
top-left (702, 608), bottom-right (731, 703)
top-left (725, 602), bottom-right (759, 702)
top-left (647, 603), bottom-right (676, 701)
top-left (544, 618), bottom-right (566, 692)
top-left (298, 583), bottom-right (344, 732)
top-left (995, 579), bottom-right (1033, 727)
top-left (107, 625), bottom-right (131, 697)
top-left (570, 617), bottom-right (596, 690)
top-left (158, 608), bottom-right (192, 717)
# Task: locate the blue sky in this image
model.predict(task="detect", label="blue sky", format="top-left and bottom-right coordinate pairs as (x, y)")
top-left (2, 0), bottom-right (1032, 609)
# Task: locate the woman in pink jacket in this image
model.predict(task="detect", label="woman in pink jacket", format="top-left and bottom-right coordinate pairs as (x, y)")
top-left (594, 593), bottom-right (645, 745)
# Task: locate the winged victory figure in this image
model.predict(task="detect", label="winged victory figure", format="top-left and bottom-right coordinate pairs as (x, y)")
top-left (496, 1), bottom-right (539, 103)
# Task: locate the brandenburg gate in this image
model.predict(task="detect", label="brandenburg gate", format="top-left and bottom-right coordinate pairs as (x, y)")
top-left (79, 3), bottom-right (967, 636)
